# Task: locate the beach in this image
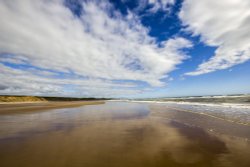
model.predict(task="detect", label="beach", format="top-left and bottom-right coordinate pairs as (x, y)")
top-left (0, 101), bottom-right (104, 114)
top-left (0, 101), bottom-right (250, 167)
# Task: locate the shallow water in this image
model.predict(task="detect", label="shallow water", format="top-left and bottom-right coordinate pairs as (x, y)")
top-left (0, 102), bottom-right (250, 167)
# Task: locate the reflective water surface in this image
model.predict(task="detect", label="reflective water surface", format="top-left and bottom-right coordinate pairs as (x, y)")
top-left (0, 102), bottom-right (250, 167)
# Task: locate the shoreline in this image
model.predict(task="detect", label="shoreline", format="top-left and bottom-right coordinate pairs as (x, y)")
top-left (0, 101), bottom-right (105, 114)
top-left (125, 100), bottom-right (250, 109)
top-left (0, 101), bottom-right (49, 104)
top-left (110, 100), bottom-right (250, 126)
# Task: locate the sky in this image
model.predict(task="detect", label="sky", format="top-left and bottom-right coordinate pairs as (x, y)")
top-left (0, 0), bottom-right (250, 98)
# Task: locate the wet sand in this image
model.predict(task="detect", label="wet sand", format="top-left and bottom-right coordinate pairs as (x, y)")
top-left (0, 101), bottom-right (250, 167)
top-left (0, 101), bottom-right (104, 114)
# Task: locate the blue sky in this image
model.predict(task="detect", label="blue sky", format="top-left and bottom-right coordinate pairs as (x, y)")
top-left (0, 0), bottom-right (250, 98)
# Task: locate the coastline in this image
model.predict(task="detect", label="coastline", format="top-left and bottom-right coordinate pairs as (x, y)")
top-left (122, 100), bottom-right (250, 126)
top-left (0, 101), bottom-right (105, 114)
top-left (127, 100), bottom-right (250, 109)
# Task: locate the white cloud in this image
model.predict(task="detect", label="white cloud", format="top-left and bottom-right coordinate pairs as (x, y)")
top-left (0, 0), bottom-right (191, 97)
top-left (180, 0), bottom-right (250, 76)
top-left (134, 0), bottom-right (175, 13)
top-left (0, 63), bottom-right (146, 97)
top-left (148, 0), bottom-right (175, 13)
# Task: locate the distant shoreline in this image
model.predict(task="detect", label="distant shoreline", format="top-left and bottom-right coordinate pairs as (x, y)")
top-left (0, 95), bottom-right (110, 103)
top-left (132, 94), bottom-right (250, 104)
top-left (0, 100), bottom-right (105, 114)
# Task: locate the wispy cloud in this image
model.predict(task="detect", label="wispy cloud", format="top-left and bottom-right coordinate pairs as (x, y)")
top-left (132, 0), bottom-right (175, 14)
top-left (147, 0), bottom-right (175, 13)
top-left (0, 0), bottom-right (191, 97)
top-left (180, 0), bottom-right (250, 76)
top-left (0, 62), bottom-right (148, 97)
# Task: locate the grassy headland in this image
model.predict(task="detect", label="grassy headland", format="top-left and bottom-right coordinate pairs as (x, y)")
top-left (0, 95), bottom-right (108, 114)
top-left (0, 95), bottom-right (110, 102)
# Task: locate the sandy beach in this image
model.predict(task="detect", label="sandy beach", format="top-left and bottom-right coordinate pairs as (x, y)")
top-left (0, 101), bottom-right (250, 167)
top-left (0, 101), bottom-right (104, 114)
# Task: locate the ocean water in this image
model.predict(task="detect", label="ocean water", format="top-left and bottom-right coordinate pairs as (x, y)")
top-left (150, 101), bottom-right (250, 125)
